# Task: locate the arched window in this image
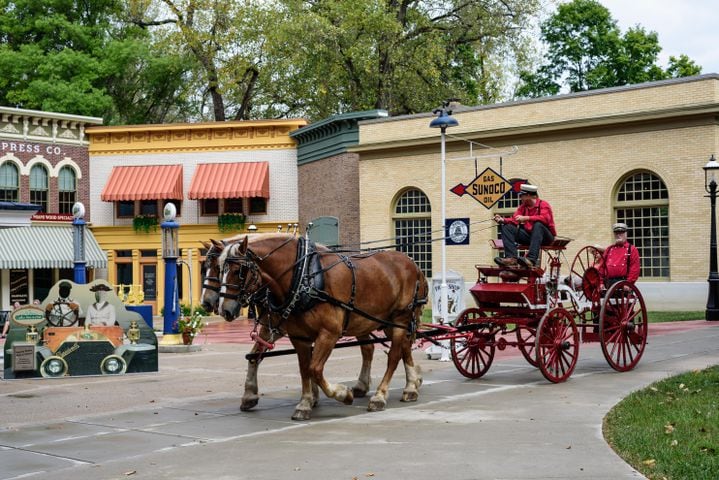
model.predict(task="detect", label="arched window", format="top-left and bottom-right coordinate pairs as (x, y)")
top-left (393, 188), bottom-right (432, 277)
top-left (0, 161), bottom-right (19, 202)
top-left (614, 171), bottom-right (669, 278)
top-left (58, 166), bottom-right (76, 214)
top-left (30, 164), bottom-right (48, 212)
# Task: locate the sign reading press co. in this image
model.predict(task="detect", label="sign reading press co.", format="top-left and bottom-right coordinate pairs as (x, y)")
top-left (10, 306), bottom-right (46, 326)
top-left (1, 140), bottom-right (66, 156)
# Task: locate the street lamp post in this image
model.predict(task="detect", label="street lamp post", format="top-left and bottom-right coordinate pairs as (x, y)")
top-left (162, 203), bottom-right (180, 334)
top-left (71, 202), bottom-right (87, 284)
top-left (429, 105), bottom-right (459, 324)
top-left (704, 155), bottom-right (719, 321)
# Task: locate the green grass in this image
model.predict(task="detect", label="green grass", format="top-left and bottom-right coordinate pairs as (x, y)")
top-left (604, 366), bottom-right (719, 479)
top-left (648, 311), bottom-right (704, 323)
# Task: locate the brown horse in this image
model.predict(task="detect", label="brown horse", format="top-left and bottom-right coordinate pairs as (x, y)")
top-left (219, 234), bottom-right (427, 420)
top-left (200, 237), bottom-right (374, 411)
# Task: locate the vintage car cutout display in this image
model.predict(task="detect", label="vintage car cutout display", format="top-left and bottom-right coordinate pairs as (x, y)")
top-left (2, 280), bottom-right (158, 379)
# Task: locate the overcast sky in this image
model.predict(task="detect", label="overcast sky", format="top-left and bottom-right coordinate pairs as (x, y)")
top-left (596, 0), bottom-right (719, 74)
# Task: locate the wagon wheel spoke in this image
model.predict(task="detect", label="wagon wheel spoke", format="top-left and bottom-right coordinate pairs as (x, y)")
top-left (450, 308), bottom-right (495, 379)
top-left (536, 308), bottom-right (579, 383)
top-left (600, 281), bottom-right (648, 372)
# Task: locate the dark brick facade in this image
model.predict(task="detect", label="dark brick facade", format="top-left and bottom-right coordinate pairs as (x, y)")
top-left (298, 152), bottom-right (359, 248)
top-left (0, 141), bottom-right (90, 218)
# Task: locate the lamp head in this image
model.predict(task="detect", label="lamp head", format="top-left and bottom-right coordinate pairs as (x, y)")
top-left (429, 102), bottom-right (459, 129)
top-left (704, 154), bottom-right (719, 191)
top-left (163, 202), bottom-right (177, 222)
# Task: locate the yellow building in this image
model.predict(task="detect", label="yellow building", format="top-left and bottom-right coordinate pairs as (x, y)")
top-left (355, 75), bottom-right (719, 310)
top-left (87, 119), bottom-right (306, 313)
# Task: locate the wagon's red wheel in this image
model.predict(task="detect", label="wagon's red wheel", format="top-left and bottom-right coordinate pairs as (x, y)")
top-left (516, 322), bottom-right (539, 368)
top-left (569, 246), bottom-right (604, 304)
top-left (599, 281), bottom-right (648, 372)
top-left (450, 308), bottom-right (495, 379)
top-left (536, 307), bottom-right (579, 383)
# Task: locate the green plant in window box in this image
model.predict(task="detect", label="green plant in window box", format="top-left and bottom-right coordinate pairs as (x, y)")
top-left (133, 215), bottom-right (159, 233)
top-left (217, 213), bottom-right (246, 233)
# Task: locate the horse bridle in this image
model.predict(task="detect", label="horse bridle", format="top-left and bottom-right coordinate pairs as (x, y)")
top-left (220, 252), bottom-right (263, 306)
top-left (202, 248), bottom-right (223, 293)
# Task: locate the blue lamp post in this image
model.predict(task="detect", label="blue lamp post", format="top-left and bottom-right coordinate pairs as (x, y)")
top-left (704, 155), bottom-right (719, 321)
top-left (429, 104), bottom-right (459, 324)
top-left (161, 203), bottom-right (180, 334)
top-left (71, 202), bottom-right (87, 284)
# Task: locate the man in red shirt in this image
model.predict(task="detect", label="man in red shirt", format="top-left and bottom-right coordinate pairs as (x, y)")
top-left (600, 223), bottom-right (641, 288)
top-left (493, 184), bottom-right (557, 268)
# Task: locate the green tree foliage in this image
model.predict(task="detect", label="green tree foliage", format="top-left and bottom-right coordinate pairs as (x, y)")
top-left (516, 0), bottom-right (702, 98)
top-left (133, 0), bottom-right (542, 121)
top-left (0, 0), bottom-right (195, 124)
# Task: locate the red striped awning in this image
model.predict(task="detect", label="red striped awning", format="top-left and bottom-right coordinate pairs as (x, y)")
top-left (188, 162), bottom-right (269, 199)
top-left (101, 165), bottom-right (183, 201)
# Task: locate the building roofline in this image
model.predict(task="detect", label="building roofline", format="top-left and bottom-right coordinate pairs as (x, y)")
top-left (0, 106), bottom-right (103, 125)
top-left (290, 110), bottom-right (388, 139)
top-left (359, 73), bottom-right (719, 126)
top-left (86, 118), bottom-right (307, 134)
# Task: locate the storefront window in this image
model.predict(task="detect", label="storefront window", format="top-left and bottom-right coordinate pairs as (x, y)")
top-left (30, 165), bottom-right (48, 212)
top-left (58, 166), bottom-right (76, 214)
top-left (201, 198), bottom-right (219, 215)
top-left (33, 268), bottom-right (53, 303)
top-left (0, 161), bottom-right (19, 202)
top-left (249, 197), bottom-right (267, 214)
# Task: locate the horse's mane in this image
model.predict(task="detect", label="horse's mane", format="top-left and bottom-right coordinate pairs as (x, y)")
top-left (218, 233), bottom-right (295, 266)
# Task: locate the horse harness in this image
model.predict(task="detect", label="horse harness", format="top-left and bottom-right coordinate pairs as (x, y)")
top-left (230, 237), bottom-right (428, 338)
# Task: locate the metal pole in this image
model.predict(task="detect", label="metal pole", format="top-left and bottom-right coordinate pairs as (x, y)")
top-left (707, 178), bottom-right (719, 320)
top-left (72, 216), bottom-right (86, 284)
top-left (162, 220), bottom-right (180, 334)
top-left (440, 126), bottom-right (448, 325)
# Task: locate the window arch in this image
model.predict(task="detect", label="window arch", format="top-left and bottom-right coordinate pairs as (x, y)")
top-left (393, 188), bottom-right (432, 277)
top-left (30, 164), bottom-right (48, 212)
top-left (0, 161), bottom-right (19, 202)
top-left (58, 166), bottom-right (76, 214)
top-left (614, 171), bottom-right (669, 278)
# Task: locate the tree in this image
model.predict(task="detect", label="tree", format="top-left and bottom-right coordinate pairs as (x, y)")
top-left (132, 0), bottom-right (542, 122)
top-left (516, 0), bottom-right (702, 98)
top-left (0, 0), bottom-right (195, 124)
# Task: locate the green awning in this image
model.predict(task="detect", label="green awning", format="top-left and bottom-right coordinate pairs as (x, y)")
top-left (0, 225), bottom-right (107, 269)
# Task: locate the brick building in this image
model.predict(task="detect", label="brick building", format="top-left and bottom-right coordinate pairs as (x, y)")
top-left (291, 110), bottom-right (387, 247)
top-left (0, 107), bottom-right (106, 310)
top-left (354, 74), bottom-right (719, 310)
top-left (86, 119), bottom-right (306, 313)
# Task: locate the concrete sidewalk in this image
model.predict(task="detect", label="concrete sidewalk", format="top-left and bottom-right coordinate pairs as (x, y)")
top-left (1, 320), bottom-right (718, 480)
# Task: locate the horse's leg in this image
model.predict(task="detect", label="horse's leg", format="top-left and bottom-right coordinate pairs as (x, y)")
top-left (352, 335), bottom-right (373, 398)
top-left (241, 324), bottom-right (274, 411)
top-left (291, 338), bottom-right (316, 421)
top-left (400, 334), bottom-right (422, 402)
top-left (309, 331), bottom-right (354, 406)
top-left (368, 328), bottom-right (405, 412)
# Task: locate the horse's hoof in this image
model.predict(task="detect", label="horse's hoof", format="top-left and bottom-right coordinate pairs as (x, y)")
top-left (352, 386), bottom-right (368, 398)
top-left (342, 391), bottom-right (354, 406)
top-left (240, 396), bottom-right (259, 411)
top-left (352, 382), bottom-right (369, 398)
top-left (401, 391), bottom-right (418, 402)
top-left (291, 408), bottom-right (312, 421)
top-left (367, 396), bottom-right (386, 412)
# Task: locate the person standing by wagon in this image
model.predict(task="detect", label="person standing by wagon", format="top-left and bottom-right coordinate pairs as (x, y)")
top-left (493, 184), bottom-right (557, 268)
top-left (600, 223), bottom-right (641, 288)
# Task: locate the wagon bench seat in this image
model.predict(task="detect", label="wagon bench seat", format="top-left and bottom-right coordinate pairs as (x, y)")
top-left (469, 282), bottom-right (540, 304)
top-left (489, 236), bottom-right (572, 251)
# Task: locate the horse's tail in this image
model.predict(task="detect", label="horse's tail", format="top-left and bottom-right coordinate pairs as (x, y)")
top-left (408, 264), bottom-right (429, 341)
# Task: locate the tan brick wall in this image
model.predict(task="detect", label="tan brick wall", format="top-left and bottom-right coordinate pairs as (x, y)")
top-left (359, 76), bottom-right (719, 146)
top-left (359, 79), bottom-right (719, 286)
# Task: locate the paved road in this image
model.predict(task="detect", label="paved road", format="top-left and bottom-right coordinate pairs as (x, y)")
top-left (1, 320), bottom-right (718, 480)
